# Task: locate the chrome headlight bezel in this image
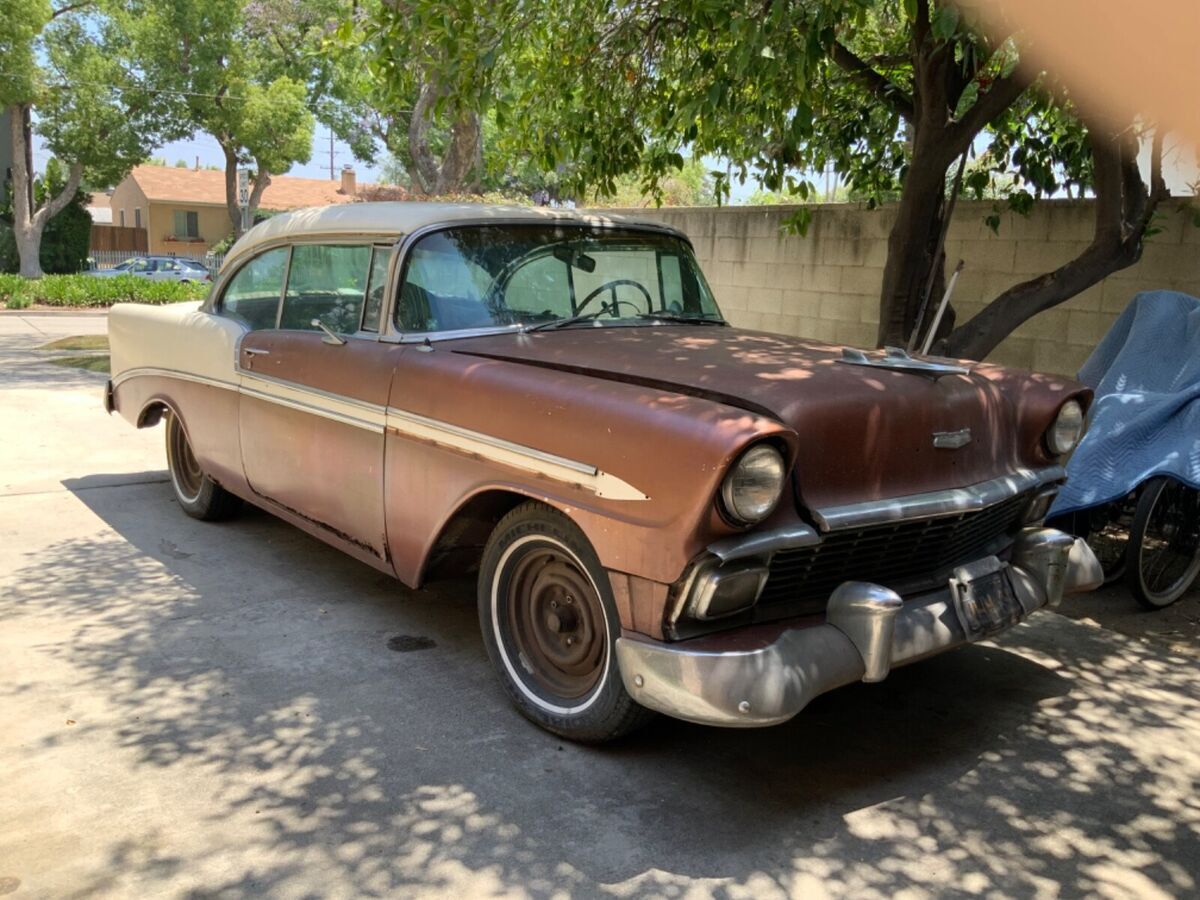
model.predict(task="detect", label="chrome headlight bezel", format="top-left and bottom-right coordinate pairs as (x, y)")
top-left (719, 443), bottom-right (786, 527)
top-left (1045, 399), bottom-right (1085, 456)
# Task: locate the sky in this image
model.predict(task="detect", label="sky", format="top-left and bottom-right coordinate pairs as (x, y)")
top-left (30, 117), bottom-right (1195, 202)
top-left (31, 127), bottom-right (387, 188)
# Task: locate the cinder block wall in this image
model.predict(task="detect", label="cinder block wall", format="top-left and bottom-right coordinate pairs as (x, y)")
top-left (608, 199), bottom-right (1200, 376)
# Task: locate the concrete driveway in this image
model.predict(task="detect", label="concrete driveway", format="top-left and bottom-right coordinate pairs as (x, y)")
top-left (1, 312), bottom-right (1198, 898)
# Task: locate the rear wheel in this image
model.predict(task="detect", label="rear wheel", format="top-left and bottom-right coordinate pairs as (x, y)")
top-left (165, 410), bottom-right (242, 521)
top-left (1125, 477), bottom-right (1200, 609)
top-left (477, 502), bottom-right (653, 742)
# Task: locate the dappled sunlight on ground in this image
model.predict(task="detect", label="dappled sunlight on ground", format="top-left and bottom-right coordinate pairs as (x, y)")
top-left (0, 474), bottom-right (1196, 897)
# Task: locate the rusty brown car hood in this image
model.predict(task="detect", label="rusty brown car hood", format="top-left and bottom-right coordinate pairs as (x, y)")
top-left (450, 326), bottom-right (1086, 509)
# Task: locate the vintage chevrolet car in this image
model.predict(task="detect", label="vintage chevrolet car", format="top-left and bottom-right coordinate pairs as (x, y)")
top-left (106, 203), bottom-right (1103, 741)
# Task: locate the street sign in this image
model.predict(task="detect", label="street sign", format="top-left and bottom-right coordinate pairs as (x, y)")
top-left (237, 169), bottom-right (250, 232)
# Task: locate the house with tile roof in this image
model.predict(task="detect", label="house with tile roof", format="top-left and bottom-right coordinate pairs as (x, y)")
top-left (107, 164), bottom-right (369, 256)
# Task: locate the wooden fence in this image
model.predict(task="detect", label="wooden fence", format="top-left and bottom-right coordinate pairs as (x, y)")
top-left (89, 225), bottom-right (147, 254)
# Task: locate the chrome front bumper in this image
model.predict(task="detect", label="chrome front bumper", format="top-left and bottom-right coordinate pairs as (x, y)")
top-left (615, 528), bottom-right (1102, 727)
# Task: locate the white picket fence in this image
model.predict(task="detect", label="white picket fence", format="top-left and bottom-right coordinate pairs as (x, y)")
top-left (87, 249), bottom-right (226, 273)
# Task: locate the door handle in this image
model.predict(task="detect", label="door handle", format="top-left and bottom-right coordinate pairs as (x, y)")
top-left (243, 348), bottom-right (270, 356)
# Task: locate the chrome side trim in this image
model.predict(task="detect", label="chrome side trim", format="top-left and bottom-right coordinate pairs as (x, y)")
top-left (114, 362), bottom-right (649, 501)
top-left (707, 524), bottom-right (820, 562)
top-left (240, 382), bottom-right (386, 434)
top-left (111, 366), bottom-right (238, 392)
top-left (385, 406), bottom-right (649, 501)
top-left (811, 466), bottom-right (1067, 532)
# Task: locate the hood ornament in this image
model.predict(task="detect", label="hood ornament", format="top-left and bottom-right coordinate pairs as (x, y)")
top-left (933, 428), bottom-right (973, 449)
top-left (838, 346), bottom-right (969, 379)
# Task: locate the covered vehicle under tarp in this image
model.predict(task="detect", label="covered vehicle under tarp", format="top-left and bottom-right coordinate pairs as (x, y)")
top-left (1050, 290), bottom-right (1200, 517)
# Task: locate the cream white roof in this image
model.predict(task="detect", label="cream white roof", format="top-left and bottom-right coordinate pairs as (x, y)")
top-left (223, 202), bottom-right (672, 271)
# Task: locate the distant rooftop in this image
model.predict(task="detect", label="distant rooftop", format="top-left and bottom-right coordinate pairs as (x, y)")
top-left (125, 165), bottom-right (374, 210)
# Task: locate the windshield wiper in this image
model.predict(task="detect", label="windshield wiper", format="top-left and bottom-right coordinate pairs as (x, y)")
top-left (523, 310), bottom-right (609, 332)
top-left (633, 312), bottom-right (727, 325)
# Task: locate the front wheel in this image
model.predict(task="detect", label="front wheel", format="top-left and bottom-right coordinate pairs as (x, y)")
top-left (477, 502), bottom-right (653, 742)
top-left (1125, 477), bottom-right (1200, 609)
top-left (165, 410), bottom-right (242, 521)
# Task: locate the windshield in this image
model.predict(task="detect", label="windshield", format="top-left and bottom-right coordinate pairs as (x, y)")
top-left (395, 224), bottom-right (722, 334)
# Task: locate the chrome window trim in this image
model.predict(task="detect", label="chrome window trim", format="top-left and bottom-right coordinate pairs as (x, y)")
top-left (811, 466), bottom-right (1067, 532)
top-left (274, 244), bottom-right (294, 329)
top-left (384, 218), bottom-right (698, 344)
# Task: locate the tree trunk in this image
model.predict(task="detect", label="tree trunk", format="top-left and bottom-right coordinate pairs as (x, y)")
top-left (8, 103), bottom-right (84, 278)
top-left (407, 80), bottom-right (482, 195)
top-left (222, 143), bottom-right (244, 237)
top-left (875, 131), bottom-right (954, 347)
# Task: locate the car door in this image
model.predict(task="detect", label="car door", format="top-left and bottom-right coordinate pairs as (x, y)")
top-left (236, 242), bottom-right (400, 562)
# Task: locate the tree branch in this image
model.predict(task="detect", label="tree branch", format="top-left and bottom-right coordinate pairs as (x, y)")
top-left (829, 40), bottom-right (915, 121)
top-left (945, 67), bottom-right (1033, 148)
top-left (51, 2), bottom-right (92, 20)
top-left (941, 123), bottom-right (1169, 360)
top-left (32, 162), bottom-right (84, 229)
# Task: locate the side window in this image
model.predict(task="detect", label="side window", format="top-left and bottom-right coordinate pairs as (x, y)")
top-left (361, 247), bottom-right (391, 332)
top-left (279, 244), bottom-right (371, 334)
top-left (220, 247), bottom-right (288, 331)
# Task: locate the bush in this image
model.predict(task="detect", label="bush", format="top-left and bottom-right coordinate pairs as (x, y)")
top-left (40, 197), bottom-right (92, 274)
top-left (0, 274), bottom-right (209, 309)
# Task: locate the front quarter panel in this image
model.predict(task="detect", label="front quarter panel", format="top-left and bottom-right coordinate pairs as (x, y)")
top-left (384, 344), bottom-right (797, 589)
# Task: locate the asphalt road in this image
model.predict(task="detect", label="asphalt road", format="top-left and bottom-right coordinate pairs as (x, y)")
top-left (2, 312), bottom-right (1198, 899)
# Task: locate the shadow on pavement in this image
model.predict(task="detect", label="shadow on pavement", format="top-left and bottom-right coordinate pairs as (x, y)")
top-left (7, 474), bottom-right (1196, 896)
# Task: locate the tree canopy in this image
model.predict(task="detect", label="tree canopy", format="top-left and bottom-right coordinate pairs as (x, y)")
top-left (378, 0), bottom-right (1169, 358)
top-left (118, 0), bottom-right (326, 235)
top-left (2, 1), bottom-right (174, 276)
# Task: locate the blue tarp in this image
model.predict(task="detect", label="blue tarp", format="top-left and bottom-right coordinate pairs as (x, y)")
top-left (1049, 290), bottom-right (1200, 518)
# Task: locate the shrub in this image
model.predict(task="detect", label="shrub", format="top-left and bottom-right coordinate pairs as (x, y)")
top-left (0, 274), bottom-right (209, 309)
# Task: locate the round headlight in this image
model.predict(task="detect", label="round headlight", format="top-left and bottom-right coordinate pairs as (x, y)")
top-left (1046, 400), bottom-right (1085, 456)
top-left (721, 444), bottom-right (786, 526)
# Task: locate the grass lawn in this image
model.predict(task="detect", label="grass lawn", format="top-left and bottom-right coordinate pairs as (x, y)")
top-left (38, 335), bottom-right (111, 373)
top-left (39, 335), bottom-right (110, 352)
top-left (48, 354), bottom-right (111, 374)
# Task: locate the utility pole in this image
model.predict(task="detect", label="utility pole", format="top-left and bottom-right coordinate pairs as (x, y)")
top-left (329, 132), bottom-right (334, 181)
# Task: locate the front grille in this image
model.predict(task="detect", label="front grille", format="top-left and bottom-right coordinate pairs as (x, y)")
top-left (757, 491), bottom-right (1031, 616)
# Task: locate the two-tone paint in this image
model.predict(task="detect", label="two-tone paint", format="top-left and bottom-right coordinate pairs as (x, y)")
top-left (107, 203), bottom-right (1092, 644)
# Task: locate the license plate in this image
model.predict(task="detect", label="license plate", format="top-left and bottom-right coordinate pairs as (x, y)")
top-left (951, 563), bottom-right (1023, 640)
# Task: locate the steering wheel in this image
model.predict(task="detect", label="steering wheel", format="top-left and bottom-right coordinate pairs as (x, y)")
top-left (576, 279), bottom-right (653, 316)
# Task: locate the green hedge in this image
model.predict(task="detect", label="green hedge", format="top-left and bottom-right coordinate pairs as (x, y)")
top-left (0, 274), bottom-right (209, 310)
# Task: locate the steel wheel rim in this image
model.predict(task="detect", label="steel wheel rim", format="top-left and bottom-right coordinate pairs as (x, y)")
top-left (504, 543), bottom-right (607, 703)
top-left (1137, 481), bottom-right (1200, 603)
top-left (168, 415), bottom-right (203, 502)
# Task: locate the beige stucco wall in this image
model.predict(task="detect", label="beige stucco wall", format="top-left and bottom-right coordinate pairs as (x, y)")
top-left (614, 199), bottom-right (1200, 376)
top-left (146, 203), bottom-right (233, 256)
top-left (108, 178), bottom-right (148, 231)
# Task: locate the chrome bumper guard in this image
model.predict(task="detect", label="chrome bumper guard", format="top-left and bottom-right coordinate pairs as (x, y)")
top-left (616, 528), bottom-right (1103, 727)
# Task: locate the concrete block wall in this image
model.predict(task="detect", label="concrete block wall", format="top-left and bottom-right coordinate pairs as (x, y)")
top-left (611, 199), bottom-right (1200, 376)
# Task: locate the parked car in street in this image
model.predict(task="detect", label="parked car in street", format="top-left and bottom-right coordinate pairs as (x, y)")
top-left (105, 203), bottom-right (1103, 741)
top-left (90, 255), bottom-right (212, 282)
